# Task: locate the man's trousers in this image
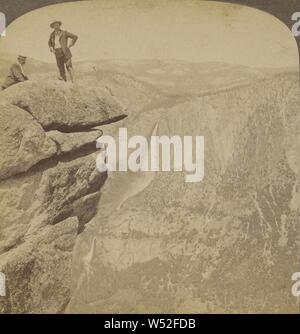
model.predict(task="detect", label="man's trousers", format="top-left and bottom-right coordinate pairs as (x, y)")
top-left (54, 48), bottom-right (72, 81)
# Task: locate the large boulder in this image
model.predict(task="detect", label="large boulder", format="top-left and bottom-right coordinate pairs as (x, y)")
top-left (0, 101), bottom-right (57, 181)
top-left (1, 80), bottom-right (126, 131)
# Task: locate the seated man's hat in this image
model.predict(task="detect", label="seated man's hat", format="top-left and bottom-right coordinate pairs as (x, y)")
top-left (17, 55), bottom-right (27, 60)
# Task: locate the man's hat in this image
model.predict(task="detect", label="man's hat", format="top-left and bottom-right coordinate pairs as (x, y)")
top-left (50, 20), bottom-right (62, 28)
top-left (17, 55), bottom-right (27, 60)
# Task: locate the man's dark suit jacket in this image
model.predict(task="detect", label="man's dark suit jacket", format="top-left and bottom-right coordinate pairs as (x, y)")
top-left (2, 63), bottom-right (28, 90)
top-left (48, 30), bottom-right (78, 60)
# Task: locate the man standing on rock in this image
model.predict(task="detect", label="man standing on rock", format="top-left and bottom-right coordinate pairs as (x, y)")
top-left (1, 55), bottom-right (28, 90)
top-left (48, 20), bottom-right (78, 83)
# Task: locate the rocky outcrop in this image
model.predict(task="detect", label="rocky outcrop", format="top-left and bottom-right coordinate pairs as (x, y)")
top-left (0, 80), bottom-right (120, 313)
top-left (1, 80), bottom-right (126, 131)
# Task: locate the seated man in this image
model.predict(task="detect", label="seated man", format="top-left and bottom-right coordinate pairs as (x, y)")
top-left (1, 55), bottom-right (28, 90)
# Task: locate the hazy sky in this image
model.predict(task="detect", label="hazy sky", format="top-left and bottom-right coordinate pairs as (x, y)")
top-left (0, 0), bottom-right (298, 67)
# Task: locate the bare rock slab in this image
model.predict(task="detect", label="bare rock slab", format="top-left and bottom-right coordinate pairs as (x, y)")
top-left (1, 80), bottom-right (126, 131)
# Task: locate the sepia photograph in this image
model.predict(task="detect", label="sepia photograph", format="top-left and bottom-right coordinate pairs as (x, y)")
top-left (0, 0), bottom-right (299, 319)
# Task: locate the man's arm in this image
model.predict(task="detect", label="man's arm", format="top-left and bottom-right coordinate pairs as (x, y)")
top-left (48, 33), bottom-right (54, 52)
top-left (66, 31), bottom-right (78, 48)
top-left (11, 64), bottom-right (27, 82)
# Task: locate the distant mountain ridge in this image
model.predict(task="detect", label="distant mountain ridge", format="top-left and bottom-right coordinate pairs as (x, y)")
top-left (75, 58), bottom-right (298, 96)
top-left (1, 53), bottom-right (296, 97)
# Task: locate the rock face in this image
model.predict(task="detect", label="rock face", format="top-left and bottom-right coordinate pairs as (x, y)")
top-left (0, 80), bottom-right (116, 313)
top-left (1, 80), bottom-right (126, 131)
top-left (0, 101), bottom-right (57, 180)
top-left (0, 217), bottom-right (79, 314)
top-left (68, 73), bottom-right (300, 314)
top-left (47, 129), bottom-right (103, 155)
